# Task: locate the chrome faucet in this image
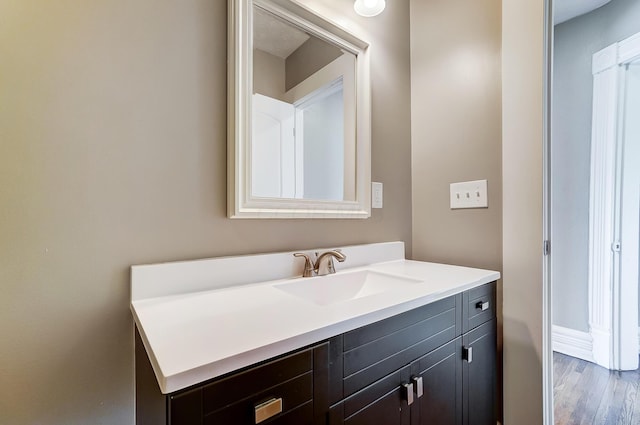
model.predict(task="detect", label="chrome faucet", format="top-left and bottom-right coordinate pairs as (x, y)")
top-left (293, 249), bottom-right (347, 277)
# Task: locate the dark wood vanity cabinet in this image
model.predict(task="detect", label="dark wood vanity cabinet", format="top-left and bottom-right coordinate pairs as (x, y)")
top-left (327, 294), bottom-right (461, 425)
top-left (136, 282), bottom-right (496, 425)
top-left (327, 282), bottom-right (496, 425)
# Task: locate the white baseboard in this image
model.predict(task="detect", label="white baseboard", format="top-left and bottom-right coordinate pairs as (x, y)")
top-left (552, 325), bottom-right (595, 363)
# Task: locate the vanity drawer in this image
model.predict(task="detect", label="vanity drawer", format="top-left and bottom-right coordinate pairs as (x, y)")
top-left (462, 281), bottom-right (496, 333)
top-left (340, 294), bottom-right (462, 397)
top-left (202, 372), bottom-right (313, 425)
top-left (202, 348), bottom-right (313, 422)
top-left (168, 346), bottom-right (316, 425)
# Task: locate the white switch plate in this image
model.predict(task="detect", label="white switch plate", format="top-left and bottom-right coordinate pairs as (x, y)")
top-left (372, 182), bottom-right (383, 208)
top-left (450, 180), bottom-right (488, 209)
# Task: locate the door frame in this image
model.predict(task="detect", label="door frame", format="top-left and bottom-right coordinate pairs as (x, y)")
top-left (542, 1), bottom-right (553, 424)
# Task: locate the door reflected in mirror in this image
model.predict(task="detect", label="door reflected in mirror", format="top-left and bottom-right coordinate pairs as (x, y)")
top-left (251, 6), bottom-right (356, 201)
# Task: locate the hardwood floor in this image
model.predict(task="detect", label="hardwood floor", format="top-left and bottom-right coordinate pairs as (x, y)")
top-left (554, 352), bottom-right (640, 424)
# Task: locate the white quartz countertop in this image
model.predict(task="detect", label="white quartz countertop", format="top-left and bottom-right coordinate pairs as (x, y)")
top-left (131, 251), bottom-right (499, 394)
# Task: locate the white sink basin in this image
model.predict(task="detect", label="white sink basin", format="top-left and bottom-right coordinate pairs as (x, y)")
top-left (274, 270), bottom-right (422, 306)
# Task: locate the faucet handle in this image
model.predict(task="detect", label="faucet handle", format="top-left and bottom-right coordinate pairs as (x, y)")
top-left (293, 253), bottom-right (315, 277)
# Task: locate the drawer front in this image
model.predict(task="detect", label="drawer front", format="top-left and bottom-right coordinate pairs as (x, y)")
top-left (168, 344), bottom-right (324, 425)
top-left (462, 282), bottom-right (496, 333)
top-left (265, 402), bottom-right (314, 425)
top-left (202, 348), bottom-right (313, 415)
top-left (202, 372), bottom-right (313, 425)
top-left (169, 388), bottom-right (202, 425)
top-left (341, 294), bottom-right (461, 397)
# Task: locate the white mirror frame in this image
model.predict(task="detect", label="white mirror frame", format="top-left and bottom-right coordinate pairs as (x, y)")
top-left (228, 0), bottom-right (371, 219)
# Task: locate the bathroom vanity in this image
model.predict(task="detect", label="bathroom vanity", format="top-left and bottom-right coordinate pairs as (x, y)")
top-left (131, 242), bottom-right (499, 425)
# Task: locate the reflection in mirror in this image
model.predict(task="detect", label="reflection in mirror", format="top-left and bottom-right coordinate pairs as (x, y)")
top-left (227, 0), bottom-right (371, 219)
top-left (251, 6), bottom-right (356, 201)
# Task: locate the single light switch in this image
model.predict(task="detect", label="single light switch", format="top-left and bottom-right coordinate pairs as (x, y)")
top-left (372, 182), bottom-right (383, 208)
top-left (450, 180), bottom-right (488, 209)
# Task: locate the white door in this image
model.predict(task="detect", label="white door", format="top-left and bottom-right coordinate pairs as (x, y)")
top-left (589, 35), bottom-right (640, 371)
top-left (617, 62), bottom-right (640, 369)
top-left (251, 94), bottom-right (295, 198)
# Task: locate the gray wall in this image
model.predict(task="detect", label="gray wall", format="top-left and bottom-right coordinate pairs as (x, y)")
top-left (285, 36), bottom-right (343, 90)
top-left (0, 0), bottom-right (412, 423)
top-left (409, 0), bottom-right (502, 273)
top-left (409, 0), bottom-right (503, 417)
top-left (254, 48), bottom-right (287, 100)
top-left (552, 0), bottom-right (640, 332)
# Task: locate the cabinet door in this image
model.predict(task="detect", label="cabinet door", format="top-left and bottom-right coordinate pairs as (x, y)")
top-left (462, 319), bottom-right (496, 425)
top-left (329, 366), bottom-right (411, 425)
top-left (411, 337), bottom-right (462, 425)
top-left (340, 295), bottom-right (460, 399)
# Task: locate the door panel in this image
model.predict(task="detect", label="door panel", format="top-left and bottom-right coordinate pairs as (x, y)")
top-left (412, 337), bottom-right (462, 425)
top-left (462, 320), bottom-right (496, 425)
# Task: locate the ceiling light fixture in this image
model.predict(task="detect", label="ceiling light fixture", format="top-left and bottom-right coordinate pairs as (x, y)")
top-left (354, 0), bottom-right (386, 17)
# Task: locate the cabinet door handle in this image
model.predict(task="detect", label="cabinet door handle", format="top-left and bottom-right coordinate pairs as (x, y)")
top-left (255, 398), bottom-right (283, 424)
top-left (412, 376), bottom-right (424, 398)
top-left (463, 346), bottom-right (473, 363)
top-left (476, 301), bottom-right (490, 311)
top-left (403, 382), bottom-right (414, 405)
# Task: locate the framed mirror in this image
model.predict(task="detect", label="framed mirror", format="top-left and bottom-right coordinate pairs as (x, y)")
top-left (228, 0), bottom-right (371, 218)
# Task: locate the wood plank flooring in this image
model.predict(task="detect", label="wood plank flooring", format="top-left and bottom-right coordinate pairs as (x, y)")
top-left (554, 352), bottom-right (640, 424)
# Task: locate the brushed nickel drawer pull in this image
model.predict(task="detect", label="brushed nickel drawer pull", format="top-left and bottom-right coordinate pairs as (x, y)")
top-left (255, 397), bottom-right (283, 424)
